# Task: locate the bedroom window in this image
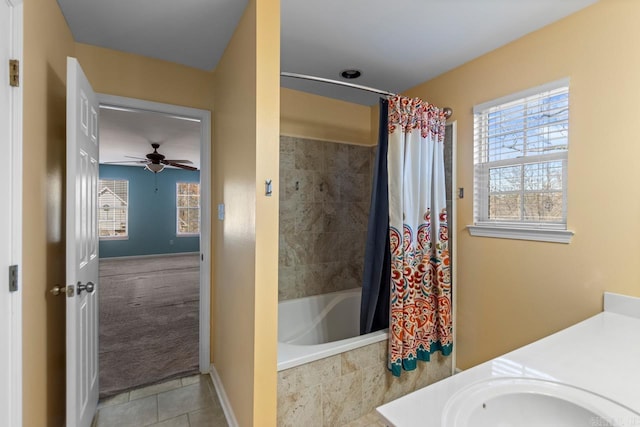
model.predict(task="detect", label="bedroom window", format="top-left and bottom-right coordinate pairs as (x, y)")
top-left (469, 79), bottom-right (574, 243)
top-left (99, 179), bottom-right (129, 239)
top-left (177, 182), bottom-right (200, 235)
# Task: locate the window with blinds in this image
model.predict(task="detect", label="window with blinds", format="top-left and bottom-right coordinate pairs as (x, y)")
top-left (473, 79), bottom-right (569, 230)
top-left (99, 179), bottom-right (129, 239)
top-left (177, 182), bottom-right (200, 235)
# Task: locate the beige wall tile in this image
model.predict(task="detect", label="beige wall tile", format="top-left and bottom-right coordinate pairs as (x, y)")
top-left (278, 136), bottom-right (373, 301)
top-left (324, 143), bottom-right (349, 172)
top-left (426, 351), bottom-right (453, 386)
top-left (278, 266), bottom-right (296, 300)
top-left (339, 173), bottom-right (365, 203)
top-left (323, 203), bottom-right (349, 232)
top-left (279, 200), bottom-right (296, 235)
top-left (284, 169), bottom-right (315, 203)
top-left (348, 145), bottom-right (372, 175)
top-left (376, 341), bottom-right (388, 364)
top-left (277, 384), bottom-right (323, 427)
top-left (277, 341), bottom-right (454, 426)
top-left (343, 411), bottom-right (386, 427)
top-left (279, 235), bottom-right (297, 268)
top-left (314, 172), bottom-right (340, 203)
top-left (295, 264), bottom-right (326, 297)
top-left (295, 138), bottom-right (324, 171)
top-left (341, 343), bottom-right (380, 374)
top-left (296, 355), bottom-right (341, 389)
top-left (322, 370), bottom-right (363, 427)
top-left (277, 368), bottom-right (298, 398)
top-left (280, 136), bottom-right (296, 155)
top-left (361, 368), bottom-right (387, 414)
top-left (296, 202), bottom-right (325, 233)
top-left (348, 202), bottom-right (370, 231)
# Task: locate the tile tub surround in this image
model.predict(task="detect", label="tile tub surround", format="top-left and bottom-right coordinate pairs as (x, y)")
top-left (279, 136), bottom-right (375, 301)
top-left (277, 339), bottom-right (452, 426)
top-left (378, 292), bottom-right (640, 426)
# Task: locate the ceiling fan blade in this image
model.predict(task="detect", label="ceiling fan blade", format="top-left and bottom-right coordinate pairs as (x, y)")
top-left (124, 155), bottom-right (148, 160)
top-left (102, 160), bottom-right (149, 164)
top-left (165, 161), bottom-right (198, 171)
top-left (162, 159), bottom-right (193, 164)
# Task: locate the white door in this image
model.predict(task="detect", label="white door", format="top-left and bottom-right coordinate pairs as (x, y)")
top-left (0, 0), bottom-right (13, 418)
top-left (1, 0), bottom-right (22, 426)
top-left (66, 56), bottom-right (100, 427)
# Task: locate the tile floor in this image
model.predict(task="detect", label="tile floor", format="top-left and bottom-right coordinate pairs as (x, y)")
top-left (95, 373), bottom-right (386, 427)
top-left (94, 374), bottom-right (228, 427)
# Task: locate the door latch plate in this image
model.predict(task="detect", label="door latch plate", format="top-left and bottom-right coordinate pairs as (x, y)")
top-left (9, 265), bottom-right (18, 292)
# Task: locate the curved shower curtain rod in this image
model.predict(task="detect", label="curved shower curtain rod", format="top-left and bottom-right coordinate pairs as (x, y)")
top-left (281, 72), bottom-right (453, 119)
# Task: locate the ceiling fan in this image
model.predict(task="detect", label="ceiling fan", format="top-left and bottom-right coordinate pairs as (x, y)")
top-left (104, 143), bottom-right (197, 173)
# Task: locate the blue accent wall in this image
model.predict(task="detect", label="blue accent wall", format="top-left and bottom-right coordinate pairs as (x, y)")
top-left (99, 165), bottom-right (200, 258)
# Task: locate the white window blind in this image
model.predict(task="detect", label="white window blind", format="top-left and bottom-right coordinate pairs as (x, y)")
top-left (473, 79), bottom-right (571, 237)
top-left (98, 179), bottom-right (128, 239)
top-left (177, 182), bottom-right (200, 235)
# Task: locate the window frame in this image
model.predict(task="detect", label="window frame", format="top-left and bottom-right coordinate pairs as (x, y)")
top-left (176, 181), bottom-right (200, 236)
top-left (98, 178), bottom-right (129, 240)
top-left (469, 78), bottom-right (574, 243)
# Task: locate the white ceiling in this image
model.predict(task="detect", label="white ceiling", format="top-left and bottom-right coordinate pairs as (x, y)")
top-left (62, 0), bottom-right (598, 160)
top-left (56, 0), bottom-right (248, 70)
top-left (99, 107), bottom-right (201, 170)
top-left (281, 0), bottom-right (598, 105)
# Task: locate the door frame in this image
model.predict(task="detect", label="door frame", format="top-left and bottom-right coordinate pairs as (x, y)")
top-left (446, 121), bottom-right (458, 374)
top-left (4, 0), bottom-right (23, 425)
top-left (97, 94), bottom-right (212, 372)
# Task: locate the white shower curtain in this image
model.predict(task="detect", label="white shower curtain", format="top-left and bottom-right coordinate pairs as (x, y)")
top-left (387, 96), bottom-right (452, 376)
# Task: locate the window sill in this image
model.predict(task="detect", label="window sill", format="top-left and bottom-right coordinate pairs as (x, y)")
top-left (99, 236), bottom-right (128, 241)
top-left (467, 225), bottom-right (574, 244)
top-left (177, 233), bottom-right (200, 238)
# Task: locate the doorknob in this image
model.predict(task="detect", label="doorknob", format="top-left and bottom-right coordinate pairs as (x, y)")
top-left (50, 285), bottom-right (66, 296)
top-left (50, 285), bottom-right (74, 297)
top-left (77, 281), bottom-right (95, 295)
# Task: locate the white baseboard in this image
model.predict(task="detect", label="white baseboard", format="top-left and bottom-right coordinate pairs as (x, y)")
top-left (99, 252), bottom-right (199, 261)
top-left (209, 365), bottom-right (238, 427)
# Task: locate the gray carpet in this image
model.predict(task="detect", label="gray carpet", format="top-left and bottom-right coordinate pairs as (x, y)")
top-left (99, 254), bottom-right (200, 398)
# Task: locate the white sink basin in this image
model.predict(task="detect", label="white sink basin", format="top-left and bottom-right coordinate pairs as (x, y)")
top-left (442, 378), bottom-right (640, 427)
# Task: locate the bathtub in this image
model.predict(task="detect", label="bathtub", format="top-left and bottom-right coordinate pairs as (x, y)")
top-left (277, 288), bottom-right (388, 371)
top-left (378, 292), bottom-right (640, 426)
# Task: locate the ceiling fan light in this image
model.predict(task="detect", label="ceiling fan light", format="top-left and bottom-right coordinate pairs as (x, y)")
top-left (146, 163), bottom-right (165, 173)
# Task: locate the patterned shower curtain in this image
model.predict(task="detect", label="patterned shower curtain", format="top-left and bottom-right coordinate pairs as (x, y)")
top-left (387, 96), bottom-right (453, 377)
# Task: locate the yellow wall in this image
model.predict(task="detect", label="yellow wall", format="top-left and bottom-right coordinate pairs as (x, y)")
top-left (405, 0), bottom-right (640, 369)
top-left (254, 0), bottom-right (280, 421)
top-left (75, 43), bottom-right (215, 111)
top-left (281, 88), bottom-right (372, 145)
top-left (212, 0), bottom-right (279, 424)
top-left (22, 0), bottom-right (76, 425)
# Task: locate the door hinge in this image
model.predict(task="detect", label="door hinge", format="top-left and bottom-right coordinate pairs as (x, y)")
top-left (9, 59), bottom-right (19, 87)
top-left (9, 265), bottom-right (18, 292)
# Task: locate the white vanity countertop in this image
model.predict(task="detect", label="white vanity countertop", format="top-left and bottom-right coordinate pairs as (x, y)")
top-left (377, 292), bottom-right (640, 426)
